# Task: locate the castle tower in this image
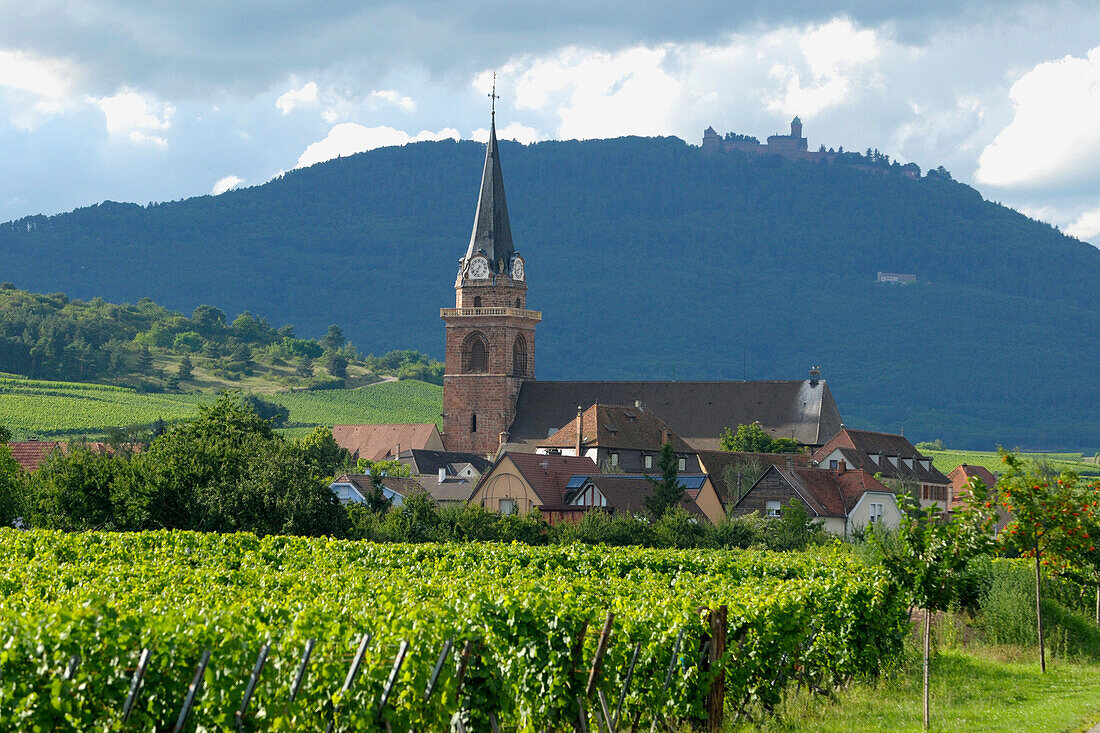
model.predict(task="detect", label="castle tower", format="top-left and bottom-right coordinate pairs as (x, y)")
top-left (440, 113), bottom-right (540, 456)
top-left (790, 116), bottom-right (803, 140)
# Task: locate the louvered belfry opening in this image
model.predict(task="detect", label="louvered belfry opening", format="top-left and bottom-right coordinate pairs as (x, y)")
top-left (513, 334), bottom-right (528, 376)
top-left (463, 332), bottom-right (489, 373)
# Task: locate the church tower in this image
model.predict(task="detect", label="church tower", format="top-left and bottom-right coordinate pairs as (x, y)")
top-left (441, 111), bottom-right (540, 456)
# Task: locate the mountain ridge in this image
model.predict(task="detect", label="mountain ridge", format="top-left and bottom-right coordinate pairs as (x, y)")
top-left (1, 135), bottom-right (1097, 451)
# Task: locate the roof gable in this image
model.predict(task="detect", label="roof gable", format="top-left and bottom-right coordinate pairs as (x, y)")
top-left (538, 403), bottom-right (694, 453)
top-left (813, 428), bottom-right (949, 484)
top-left (8, 441), bottom-right (62, 472)
top-left (486, 452), bottom-right (598, 506)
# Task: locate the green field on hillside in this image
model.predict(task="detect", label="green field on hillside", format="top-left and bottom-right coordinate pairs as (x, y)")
top-left (924, 448), bottom-right (1100, 478)
top-left (0, 374), bottom-right (442, 438)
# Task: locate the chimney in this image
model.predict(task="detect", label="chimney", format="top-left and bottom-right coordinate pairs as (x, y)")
top-left (498, 431), bottom-right (509, 449)
top-left (809, 366), bottom-right (821, 385)
top-left (394, 442), bottom-right (401, 458)
top-left (575, 405), bottom-right (583, 457)
top-left (438, 467), bottom-right (447, 483)
top-left (837, 459), bottom-right (847, 475)
top-left (660, 427), bottom-right (669, 445)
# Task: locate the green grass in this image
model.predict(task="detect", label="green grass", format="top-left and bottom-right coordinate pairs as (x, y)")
top-left (731, 646), bottom-right (1100, 732)
top-left (0, 375), bottom-right (442, 439)
top-left (267, 379), bottom-right (442, 426)
top-left (924, 448), bottom-right (1100, 478)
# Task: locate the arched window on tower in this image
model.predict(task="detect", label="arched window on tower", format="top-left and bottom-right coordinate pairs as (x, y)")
top-left (463, 332), bottom-right (489, 373)
top-left (512, 334), bottom-right (528, 376)
top-left (473, 296), bottom-right (482, 308)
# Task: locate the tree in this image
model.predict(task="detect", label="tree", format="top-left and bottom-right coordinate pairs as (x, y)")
top-left (296, 427), bottom-right (351, 480)
top-left (322, 324), bottom-right (346, 351)
top-left (240, 394), bottom-right (289, 427)
top-left (27, 446), bottom-right (126, 531)
top-left (355, 457), bottom-right (411, 477)
top-left (0, 443), bottom-right (25, 528)
top-left (720, 423), bottom-right (801, 454)
top-left (998, 452), bottom-right (1097, 672)
top-left (177, 355), bottom-right (194, 381)
top-left (191, 305), bottom-right (227, 337)
top-left (872, 479), bottom-right (995, 729)
top-left (324, 351), bottom-right (348, 379)
top-left (135, 347), bottom-right (153, 374)
top-left (644, 442), bottom-right (686, 518)
top-left (295, 356), bottom-right (314, 379)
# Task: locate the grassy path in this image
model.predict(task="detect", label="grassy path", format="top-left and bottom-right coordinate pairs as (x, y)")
top-left (730, 647), bottom-right (1100, 732)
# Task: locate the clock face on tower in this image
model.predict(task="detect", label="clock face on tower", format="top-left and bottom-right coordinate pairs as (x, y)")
top-left (511, 257), bottom-right (525, 282)
top-left (468, 256), bottom-right (490, 280)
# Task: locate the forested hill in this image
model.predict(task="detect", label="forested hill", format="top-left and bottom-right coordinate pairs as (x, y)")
top-left (1, 136), bottom-right (1098, 451)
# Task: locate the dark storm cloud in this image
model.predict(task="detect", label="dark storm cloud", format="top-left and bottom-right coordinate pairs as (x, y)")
top-left (0, 0), bottom-right (1010, 96)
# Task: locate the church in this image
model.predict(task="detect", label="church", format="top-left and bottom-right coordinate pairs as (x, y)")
top-left (440, 114), bottom-right (843, 458)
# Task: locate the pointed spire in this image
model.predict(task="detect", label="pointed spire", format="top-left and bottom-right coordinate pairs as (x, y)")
top-left (464, 76), bottom-right (515, 275)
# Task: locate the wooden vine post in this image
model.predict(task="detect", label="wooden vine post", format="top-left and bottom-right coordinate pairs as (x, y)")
top-left (706, 605), bottom-right (727, 732)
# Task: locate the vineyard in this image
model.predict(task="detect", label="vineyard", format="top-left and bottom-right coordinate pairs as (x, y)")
top-left (0, 531), bottom-right (906, 731)
top-left (0, 376), bottom-right (442, 438)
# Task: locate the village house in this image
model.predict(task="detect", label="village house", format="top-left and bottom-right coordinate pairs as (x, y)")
top-left (7, 440), bottom-right (63, 472)
top-left (394, 449), bottom-right (493, 507)
top-left (731, 463), bottom-right (902, 536)
top-left (329, 474), bottom-right (423, 508)
top-left (332, 423), bottom-right (444, 462)
top-left (564, 473), bottom-right (726, 524)
top-left (468, 452), bottom-right (598, 524)
top-left (535, 403), bottom-right (701, 473)
top-left (696, 449), bottom-right (813, 503)
top-left (812, 427), bottom-right (951, 510)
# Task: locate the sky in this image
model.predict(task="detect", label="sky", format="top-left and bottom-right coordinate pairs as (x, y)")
top-left (2, 1), bottom-right (1100, 245)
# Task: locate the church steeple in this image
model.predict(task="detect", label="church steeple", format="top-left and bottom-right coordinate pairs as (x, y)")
top-left (463, 117), bottom-right (516, 275)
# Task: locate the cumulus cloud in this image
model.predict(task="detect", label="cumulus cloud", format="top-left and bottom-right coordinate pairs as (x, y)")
top-left (212, 175), bottom-right (244, 195)
top-left (370, 89), bottom-right (417, 113)
top-left (276, 81), bottom-right (319, 114)
top-left (470, 122), bottom-right (542, 144)
top-left (1065, 206), bottom-right (1100, 242)
top-left (976, 46), bottom-right (1100, 188)
top-left (295, 123), bottom-right (460, 168)
top-left (93, 88), bottom-right (173, 147)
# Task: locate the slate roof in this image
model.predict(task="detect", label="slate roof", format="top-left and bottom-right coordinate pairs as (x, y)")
top-left (397, 449), bottom-right (492, 477)
top-left (578, 475), bottom-right (709, 520)
top-left (813, 427), bottom-right (950, 485)
top-left (463, 120), bottom-right (516, 275)
top-left (332, 424), bottom-right (441, 462)
top-left (696, 450), bottom-right (812, 501)
top-left (736, 465), bottom-right (893, 518)
top-left (506, 379), bottom-right (842, 452)
top-left (8, 441), bottom-right (62, 472)
top-left (332, 474), bottom-right (424, 500)
top-left (537, 404), bottom-right (695, 453)
top-left (489, 452), bottom-right (597, 506)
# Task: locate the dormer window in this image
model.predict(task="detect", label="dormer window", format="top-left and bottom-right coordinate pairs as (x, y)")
top-left (678, 457), bottom-right (687, 472)
top-left (868, 453), bottom-right (879, 465)
top-left (611, 453), bottom-right (619, 467)
top-left (644, 455), bottom-right (653, 469)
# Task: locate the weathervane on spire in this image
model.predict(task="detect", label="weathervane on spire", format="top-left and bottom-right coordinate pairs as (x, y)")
top-left (489, 72), bottom-right (499, 122)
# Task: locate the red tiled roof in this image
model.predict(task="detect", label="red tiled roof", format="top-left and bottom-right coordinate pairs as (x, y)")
top-left (7, 441), bottom-right (62, 472)
top-left (538, 404), bottom-right (695, 453)
top-left (333, 424), bottom-right (441, 462)
top-left (813, 427), bottom-right (950, 484)
top-left (948, 464), bottom-right (998, 510)
top-left (696, 450), bottom-right (812, 500)
top-left (501, 452), bottom-right (597, 506)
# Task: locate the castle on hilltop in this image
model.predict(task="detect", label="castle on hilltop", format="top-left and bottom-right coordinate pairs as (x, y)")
top-left (702, 117), bottom-right (832, 162)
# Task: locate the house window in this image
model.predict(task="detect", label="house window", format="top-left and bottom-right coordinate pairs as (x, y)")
top-left (829, 459), bottom-right (838, 469)
top-left (677, 457), bottom-right (687, 472)
top-left (766, 501), bottom-right (781, 518)
top-left (611, 453), bottom-right (619, 467)
top-left (644, 455), bottom-right (653, 469)
top-left (869, 503), bottom-right (884, 523)
top-left (499, 498), bottom-right (516, 515)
